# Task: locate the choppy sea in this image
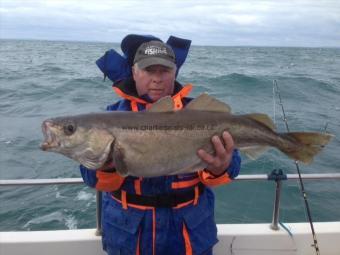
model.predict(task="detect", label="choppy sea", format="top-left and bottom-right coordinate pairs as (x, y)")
top-left (1, 39), bottom-right (339, 231)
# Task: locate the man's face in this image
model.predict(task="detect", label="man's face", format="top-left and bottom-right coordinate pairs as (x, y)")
top-left (132, 64), bottom-right (176, 102)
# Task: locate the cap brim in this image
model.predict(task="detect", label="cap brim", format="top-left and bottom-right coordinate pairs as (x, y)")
top-left (137, 57), bottom-right (176, 69)
top-left (121, 34), bottom-right (162, 66)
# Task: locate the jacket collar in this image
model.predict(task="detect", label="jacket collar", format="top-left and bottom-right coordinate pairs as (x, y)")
top-left (112, 78), bottom-right (192, 105)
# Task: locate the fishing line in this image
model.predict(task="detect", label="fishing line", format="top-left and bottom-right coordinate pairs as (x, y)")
top-left (273, 80), bottom-right (320, 255)
top-left (322, 122), bottom-right (329, 133)
top-left (272, 84), bottom-right (277, 126)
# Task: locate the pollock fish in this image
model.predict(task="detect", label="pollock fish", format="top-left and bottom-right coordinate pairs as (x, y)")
top-left (40, 94), bottom-right (333, 177)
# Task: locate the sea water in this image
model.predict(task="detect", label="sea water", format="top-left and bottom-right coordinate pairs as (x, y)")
top-left (0, 39), bottom-right (339, 231)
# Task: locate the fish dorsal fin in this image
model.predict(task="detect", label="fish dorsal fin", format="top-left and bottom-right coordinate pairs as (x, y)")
top-left (148, 96), bottom-right (174, 112)
top-left (240, 146), bottom-right (269, 160)
top-left (185, 93), bottom-right (231, 113)
top-left (245, 113), bottom-right (276, 131)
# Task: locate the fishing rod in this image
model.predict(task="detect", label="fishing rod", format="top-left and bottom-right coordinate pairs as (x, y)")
top-left (273, 80), bottom-right (320, 255)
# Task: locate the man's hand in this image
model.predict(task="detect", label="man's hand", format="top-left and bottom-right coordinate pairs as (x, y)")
top-left (197, 131), bottom-right (234, 176)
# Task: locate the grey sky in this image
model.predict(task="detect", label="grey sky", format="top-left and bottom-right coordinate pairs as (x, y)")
top-left (1, 0), bottom-right (339, 47)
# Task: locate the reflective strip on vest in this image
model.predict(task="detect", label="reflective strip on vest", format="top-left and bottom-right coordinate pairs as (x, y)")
top-left (183, 223), bottom-right (193, 255)
top-left (134, 178), bottom-right (142, 195)
top-left (171, 177), bottom-right (200, 189)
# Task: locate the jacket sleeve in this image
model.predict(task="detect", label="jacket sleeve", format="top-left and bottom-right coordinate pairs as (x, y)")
top-left (80, 165), bottom-right (125, 192)
top-left (199, 149), bottom-right (241, 187)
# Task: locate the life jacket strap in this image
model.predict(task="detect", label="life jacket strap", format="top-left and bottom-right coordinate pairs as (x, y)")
top-left (172, 84), bottom-right (193, 110)
top-left (171, 177), bottom-right (200, 189)
top-left (113, 87), bottom-right (149, 104)
top-left (112, 183), bottom-right (205, 208)
top-left (113, 83), bottom-right (193, 111)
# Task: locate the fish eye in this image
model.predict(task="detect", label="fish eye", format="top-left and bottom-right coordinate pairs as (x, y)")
top-left (64, 123), bottom-right (76, 136)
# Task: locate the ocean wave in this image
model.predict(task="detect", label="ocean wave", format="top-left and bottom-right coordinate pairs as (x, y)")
top-left (23, 211), bottom-right (78, 230)
top-left (212, 73), bottom-right (270, 87)
top-left (2, 40), bottom-right (340, 230)
top-left (183, 72), bottom-right (271, 91)
top-left (272, 76), bottom-right (340, 106)
top-left (76, 190), bottom-right (95, 201)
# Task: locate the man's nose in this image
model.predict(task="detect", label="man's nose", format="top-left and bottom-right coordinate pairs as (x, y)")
top-left (151, 71), bottom-right (162, 83)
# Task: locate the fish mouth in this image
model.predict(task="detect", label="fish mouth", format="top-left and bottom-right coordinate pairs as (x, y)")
top-left (40, 120), bottom-right (60, 151)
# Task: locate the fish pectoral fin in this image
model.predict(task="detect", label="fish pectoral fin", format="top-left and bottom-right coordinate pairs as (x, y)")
top-left (185, 93), bottom-right (231, 113)
top-left (112, 142), bottom-right (129, 176)
top-left (148, 96), bottom-right (174, 112)
top-left (240, 146), bottom-right (269, 160)
top-left (244, 113), bottom-right (276, 131)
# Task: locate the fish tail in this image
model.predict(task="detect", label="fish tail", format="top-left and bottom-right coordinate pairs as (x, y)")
top-left (280, 132), bottom-right (334, 164)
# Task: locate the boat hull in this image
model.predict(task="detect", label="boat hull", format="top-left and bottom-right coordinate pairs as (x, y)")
top-left (1, 222), bottom-right (340, 255)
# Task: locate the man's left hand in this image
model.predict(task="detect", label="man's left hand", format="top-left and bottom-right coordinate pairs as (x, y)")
top-left (197, 131), bottom-right (235, 176)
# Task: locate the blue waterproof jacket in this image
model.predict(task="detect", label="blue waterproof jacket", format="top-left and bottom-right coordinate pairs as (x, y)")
top-left (80, 80), bottom-right (241, 255)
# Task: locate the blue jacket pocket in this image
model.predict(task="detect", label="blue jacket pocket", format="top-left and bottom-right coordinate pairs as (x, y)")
top-left (181, 190), bottom-right (218, 254)
top-left (102, 199), bottom-right (145, 252)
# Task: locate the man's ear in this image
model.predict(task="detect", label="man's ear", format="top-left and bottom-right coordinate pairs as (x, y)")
top-left (131, 65), bottom-right (137, 80)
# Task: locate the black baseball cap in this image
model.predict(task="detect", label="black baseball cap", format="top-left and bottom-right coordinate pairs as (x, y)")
top-left (133, 40), bottom-right (176, 69)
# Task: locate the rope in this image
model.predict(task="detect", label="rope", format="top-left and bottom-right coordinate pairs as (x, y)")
top-left (279, 221), bottom-right (293, 237)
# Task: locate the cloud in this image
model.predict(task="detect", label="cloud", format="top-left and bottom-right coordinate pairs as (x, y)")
top-left (1, 0), bottom-right (339, 47)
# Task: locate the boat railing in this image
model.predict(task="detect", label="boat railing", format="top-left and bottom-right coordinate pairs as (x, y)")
top-left (1, 171), bottom-right (340, 235)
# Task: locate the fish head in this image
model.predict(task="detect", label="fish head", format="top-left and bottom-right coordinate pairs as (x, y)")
top-left (40, 116), bottom-right (115, 170)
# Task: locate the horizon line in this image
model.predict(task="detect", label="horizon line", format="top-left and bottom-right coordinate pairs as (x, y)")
top-left (1, 37), bottom-right (339, 49)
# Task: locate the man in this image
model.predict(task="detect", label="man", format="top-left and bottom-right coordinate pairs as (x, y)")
top-left (81, 36), bottom-right (241, 255)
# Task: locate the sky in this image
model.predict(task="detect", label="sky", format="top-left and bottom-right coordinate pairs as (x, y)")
top-left (0, 0), bottom-right (339, 47)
